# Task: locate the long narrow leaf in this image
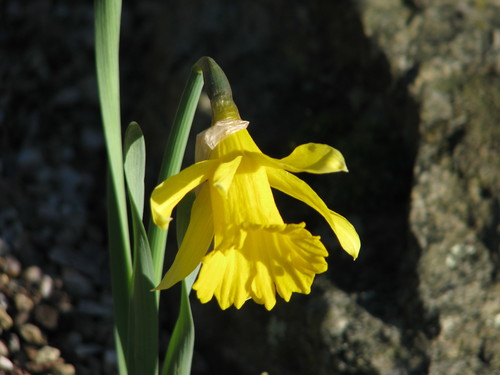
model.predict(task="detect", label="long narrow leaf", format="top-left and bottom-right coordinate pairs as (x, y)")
top-left (148, 67), bottom-right (204, 286)
top-left (124, 123), bottom-right (145, 219)
top-left (174, 193), bottom-right (200, 292)
top-left (162, 193), bottom-right (198, 375)
top-left (124, 123), bottom-right (158, 375)
top-left (162, 280), bottom-right (195, 375)
top-left (95, 0), bottom-right (132, 370)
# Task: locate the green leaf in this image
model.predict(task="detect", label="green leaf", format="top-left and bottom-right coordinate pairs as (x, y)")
top-left (95, 0), bottom-right (131, 372)
top-left (162, 279), bottom-right (195, 375)
top-left (124, 122), bottom-right (159, 375)
top-left (175, 193), bottom-right (200, 292)
top-left (162, 192), bottom-right (198, 375)
top-left (148, 67), bottom-right (204, 286)
top-left (124, 123), bottom-right (145, 219)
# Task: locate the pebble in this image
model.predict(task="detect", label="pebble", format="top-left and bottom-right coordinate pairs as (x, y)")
top-left (3, 256), bottom-right (21, 278)
top-left (15, 293), bottom-right (34, 312)
top-left (62, 268), bottom-right (93, 298)
top-left (34, 304), bottom-right (59, 330)
top-left (8, 333), bottom-right (20, 353)
top-left (0, 340), bottom-right (8, 356)
top-left (14, 310), bottom-right (30, 326)
top-left (40, 274), bottom-right (54, 299)
top-left (53, 363), bottom-right (76, 375)
top-left (0, 355), bottom-right (14, 371)
top-left (19, 323), bottom-right (46, 345)
top-left (0, 308), bottom-right (13, 330)
top-left (34, 345), bottom-right (60, 364)
top-left (23, 266), bottom-right (43, 284)
top-left (0, 275), bottom-right (9, 290)
top-left (0, 293), bottom-right (7, 310)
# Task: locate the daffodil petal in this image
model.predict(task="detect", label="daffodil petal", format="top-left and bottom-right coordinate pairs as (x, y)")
top-left (279, 143), bottom-right (348, 173)
top-left (193, 251), bottom-right (226, 304)
top-left (154, 184), bottom-right (213, 290)
top-left (195, 222), bottom-right (328, 310)
top-left (268, 168), bottom-right (360, 259)
top-left (151, 160), bottom-right (217, 229)
top-left (257, 223), bottom-right (327, 305)
top-left (248, 143), bottom-right (347, 174)
top-left (327, 209), bottom-right (361, 259)
top-left (194, 227), bottom-right (250, 309)
top-left (212, 155), bottom-right (242, 195)
top-left (194, 248), bottom-right (251, 310)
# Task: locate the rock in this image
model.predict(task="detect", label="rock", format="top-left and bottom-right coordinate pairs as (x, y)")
top-left (0, 293), bottom-right (7, 311)
top-left (0, 340), bottom-right (8, 356)
top-left (34, 303), bottom-right (59, 330)
top-left (3, 256), bottom-right (21, 278)
top-left (410, 76), bottom-right (500, 374)
top-left (34, 345), bottom-right (61, 364)
top-left (0, 355), bottom-right (14, 372)
top-left (53, 363), bottom-right (76, 375)
top-left (39, 274), bottom-right (54, 299)
top-left (22, 266), bottom-right (42, 284)
top-left (14, 310), bottom-right (30, 326)
top-left (8, 333), bottom-right (20, 353)
top-left (62, 267), bottom-right (93, 298)
top-left (19, 323), bottom-right (46, 345)
top-left (14, 293), bottom-right (34, 312)
top-left (0, 308), bottom-right (13, 331)
top-left (0, 275), bottom-right (9, 291)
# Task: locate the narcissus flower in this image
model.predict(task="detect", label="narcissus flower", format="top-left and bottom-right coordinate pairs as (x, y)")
top-left (151, 119), bottom-right (360, 310)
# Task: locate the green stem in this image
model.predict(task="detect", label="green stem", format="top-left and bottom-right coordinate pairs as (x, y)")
top-left (95, 0), bottom-right (132, 371)
top-left (194, 57), bottom-right (241, 123)
top-left (148, 66), bottom-right (204, 287)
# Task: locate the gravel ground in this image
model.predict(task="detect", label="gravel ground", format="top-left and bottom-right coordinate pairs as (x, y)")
top-left (1, 2), bottom-right (116, 374)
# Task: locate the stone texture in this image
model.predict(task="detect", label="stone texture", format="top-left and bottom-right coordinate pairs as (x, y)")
top-left (191, 1), bottom-right (500, 374)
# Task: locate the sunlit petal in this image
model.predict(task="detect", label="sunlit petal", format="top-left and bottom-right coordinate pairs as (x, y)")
top-left (268, 168), bottom-right (360, 259)
top-left (247, 143), bottom-right (347, 174)
top-left (151, 160), bottom-right (217, 229)
top-left (154, 184), bottom-right (213, 290)
top-left (279, 143), bottom-right (348, 173)
top-left (194, 247), bottom-right (251, 309)
top-left (194, 223), bottom-right (328, 310)
top-left (212, 155), bottom-right (242, 195)
top-left (210, 129), bottom-right (261, 158)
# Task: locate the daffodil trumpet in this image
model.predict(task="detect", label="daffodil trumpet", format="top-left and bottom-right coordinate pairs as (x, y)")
top-left (151, 57), bottom-right (360, 310)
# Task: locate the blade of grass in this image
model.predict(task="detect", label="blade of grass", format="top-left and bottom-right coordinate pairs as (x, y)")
top-left (95, 0), bottom-right (132, 370)
top-left (124, 123), bottom-right (158, 375)
top-left (148, 66), bottom-right (204, 286)
top-left (161, 193), bottom-right (198, 375)
top-left (161, 279), bottom-right (195, 375)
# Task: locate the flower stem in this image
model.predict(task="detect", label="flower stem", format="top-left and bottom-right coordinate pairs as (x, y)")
top-left (194, 56), bottom-right (241, 123)
top-left (148, 66), bottom-right (204, 288)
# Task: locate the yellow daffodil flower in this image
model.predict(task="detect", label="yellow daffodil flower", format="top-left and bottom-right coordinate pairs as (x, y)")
top-left (151, 119), bottom-right (360, 310)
